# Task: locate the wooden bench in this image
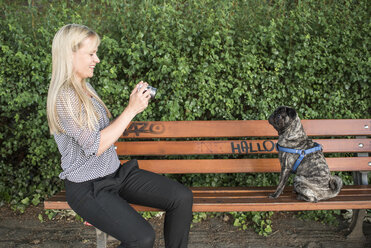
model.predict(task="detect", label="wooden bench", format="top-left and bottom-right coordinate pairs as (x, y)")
top-left (44, 119), bottom-right (371, 247)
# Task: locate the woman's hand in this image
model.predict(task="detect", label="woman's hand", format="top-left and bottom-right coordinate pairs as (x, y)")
top-left (127, 81), bottom-right (151, 115)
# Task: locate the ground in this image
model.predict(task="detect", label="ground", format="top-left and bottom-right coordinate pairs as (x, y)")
top-left (0, 205), bottom-right (370, 248)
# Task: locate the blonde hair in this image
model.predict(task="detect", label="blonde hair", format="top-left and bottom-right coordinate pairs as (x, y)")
top-left (47, 24), bottom-right (111, 134)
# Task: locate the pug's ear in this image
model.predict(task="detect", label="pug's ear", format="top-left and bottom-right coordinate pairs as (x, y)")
top-left (287, 107), bottom-right (297, 119)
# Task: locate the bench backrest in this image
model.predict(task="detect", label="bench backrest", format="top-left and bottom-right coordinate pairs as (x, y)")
top-left (115, 119), bottom-right (371, 174)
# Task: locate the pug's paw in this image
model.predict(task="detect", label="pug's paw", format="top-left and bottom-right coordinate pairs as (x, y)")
top-left (269, 193), bottom-right (278, 199)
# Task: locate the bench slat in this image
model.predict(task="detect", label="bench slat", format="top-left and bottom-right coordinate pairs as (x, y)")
top-left (191, 185), bottom-right (371, 194)
top-left (44, 185), bottom-right (371, 212)
top-left (122, 157), bottom-right (371, 173)
top-left (191, 198), bottom-right (371, 212)
top-left (121, 120), bottom-right (371, 138)
top-left (115, 139), bottom-right (370, 155)
top-left (193, 190), bottom-right (371, 198)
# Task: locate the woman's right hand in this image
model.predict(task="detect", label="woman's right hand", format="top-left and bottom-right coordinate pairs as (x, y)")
top-left (127, 81), bottom-right (151, 115)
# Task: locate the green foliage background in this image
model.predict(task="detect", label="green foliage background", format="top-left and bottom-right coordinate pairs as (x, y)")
top-left (0, 0), bottom-right (370, 233)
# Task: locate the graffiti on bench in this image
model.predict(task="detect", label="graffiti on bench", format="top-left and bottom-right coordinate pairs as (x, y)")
top-left (123, 122), bottom-right (165, 136)
top-left (231, 140), bottom-right (275, 154)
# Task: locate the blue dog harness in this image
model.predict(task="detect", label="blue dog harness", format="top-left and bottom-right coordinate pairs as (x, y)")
top-left (276, 143), bottom-right (322, 173)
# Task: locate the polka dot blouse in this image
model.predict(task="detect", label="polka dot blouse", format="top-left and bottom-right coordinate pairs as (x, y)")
top-left (54, 83), bottom-right (120, 183)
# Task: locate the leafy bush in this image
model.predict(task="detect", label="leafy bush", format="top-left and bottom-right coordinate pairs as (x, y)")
top-left (0, 0), bottom-right (369, 235)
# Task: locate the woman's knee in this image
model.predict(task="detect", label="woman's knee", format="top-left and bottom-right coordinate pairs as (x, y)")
top-left (174, 185), bottom-right (193, 207)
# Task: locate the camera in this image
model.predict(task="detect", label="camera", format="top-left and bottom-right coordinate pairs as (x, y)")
top-left (138, 84), bottom-right (157, 99)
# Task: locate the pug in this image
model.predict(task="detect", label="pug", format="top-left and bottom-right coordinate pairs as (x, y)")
top-left (268, 106), bottom-right (343, 202)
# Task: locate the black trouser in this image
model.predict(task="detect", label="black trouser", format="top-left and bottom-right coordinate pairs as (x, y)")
top-left (65, 159), bottom-right (193, 248)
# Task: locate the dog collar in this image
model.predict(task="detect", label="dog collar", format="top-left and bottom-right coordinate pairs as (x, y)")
top-left (276, 143), bottom-right (323, 173)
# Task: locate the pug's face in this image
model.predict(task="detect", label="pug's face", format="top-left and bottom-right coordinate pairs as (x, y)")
top-left (268, 106), bottom-right (297, 134)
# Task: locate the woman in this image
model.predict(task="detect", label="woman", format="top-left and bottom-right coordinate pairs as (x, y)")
top-left (47, 24), bottom-right (193, 248)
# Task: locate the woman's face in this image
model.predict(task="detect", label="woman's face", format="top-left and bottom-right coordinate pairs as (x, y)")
top-left (72, 36), bottom-right (100, 82)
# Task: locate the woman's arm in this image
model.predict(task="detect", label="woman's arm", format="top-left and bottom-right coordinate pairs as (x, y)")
top-left (97, 82), bottom-right (151, 156)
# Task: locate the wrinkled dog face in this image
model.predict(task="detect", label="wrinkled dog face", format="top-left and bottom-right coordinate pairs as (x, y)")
top-left (268, 106), bottom-right (297, 134)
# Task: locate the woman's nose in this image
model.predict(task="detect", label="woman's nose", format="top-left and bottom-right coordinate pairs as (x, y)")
top-left (94, 54), bottom-right (100, 63)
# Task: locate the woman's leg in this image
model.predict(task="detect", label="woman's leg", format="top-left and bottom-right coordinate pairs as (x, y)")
top-left (65, 179), bottom-right (155, 248)
top-left (118, 166), bottom-right (193, 248)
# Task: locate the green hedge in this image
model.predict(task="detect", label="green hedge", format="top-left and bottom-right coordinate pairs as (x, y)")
top-left (0, 0), bottom-right (370, 231)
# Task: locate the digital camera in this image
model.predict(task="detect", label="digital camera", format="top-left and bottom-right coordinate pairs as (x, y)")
top-left (138, 84), bottom-right (157, 99)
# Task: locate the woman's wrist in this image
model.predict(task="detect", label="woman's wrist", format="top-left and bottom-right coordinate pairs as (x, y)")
top-left (121, 106), bottom-right (137, 121)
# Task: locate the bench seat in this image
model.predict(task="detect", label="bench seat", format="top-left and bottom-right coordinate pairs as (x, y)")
top-left (45, 185), bottom-right (371, 212)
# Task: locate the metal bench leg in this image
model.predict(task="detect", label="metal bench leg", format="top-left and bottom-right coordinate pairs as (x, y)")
top-left (346, 209), bottom-right (366, 241)
top-left (95, 228), bottom-right (108, 248)
top-left (347, 167), bottom-right (368, 241)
